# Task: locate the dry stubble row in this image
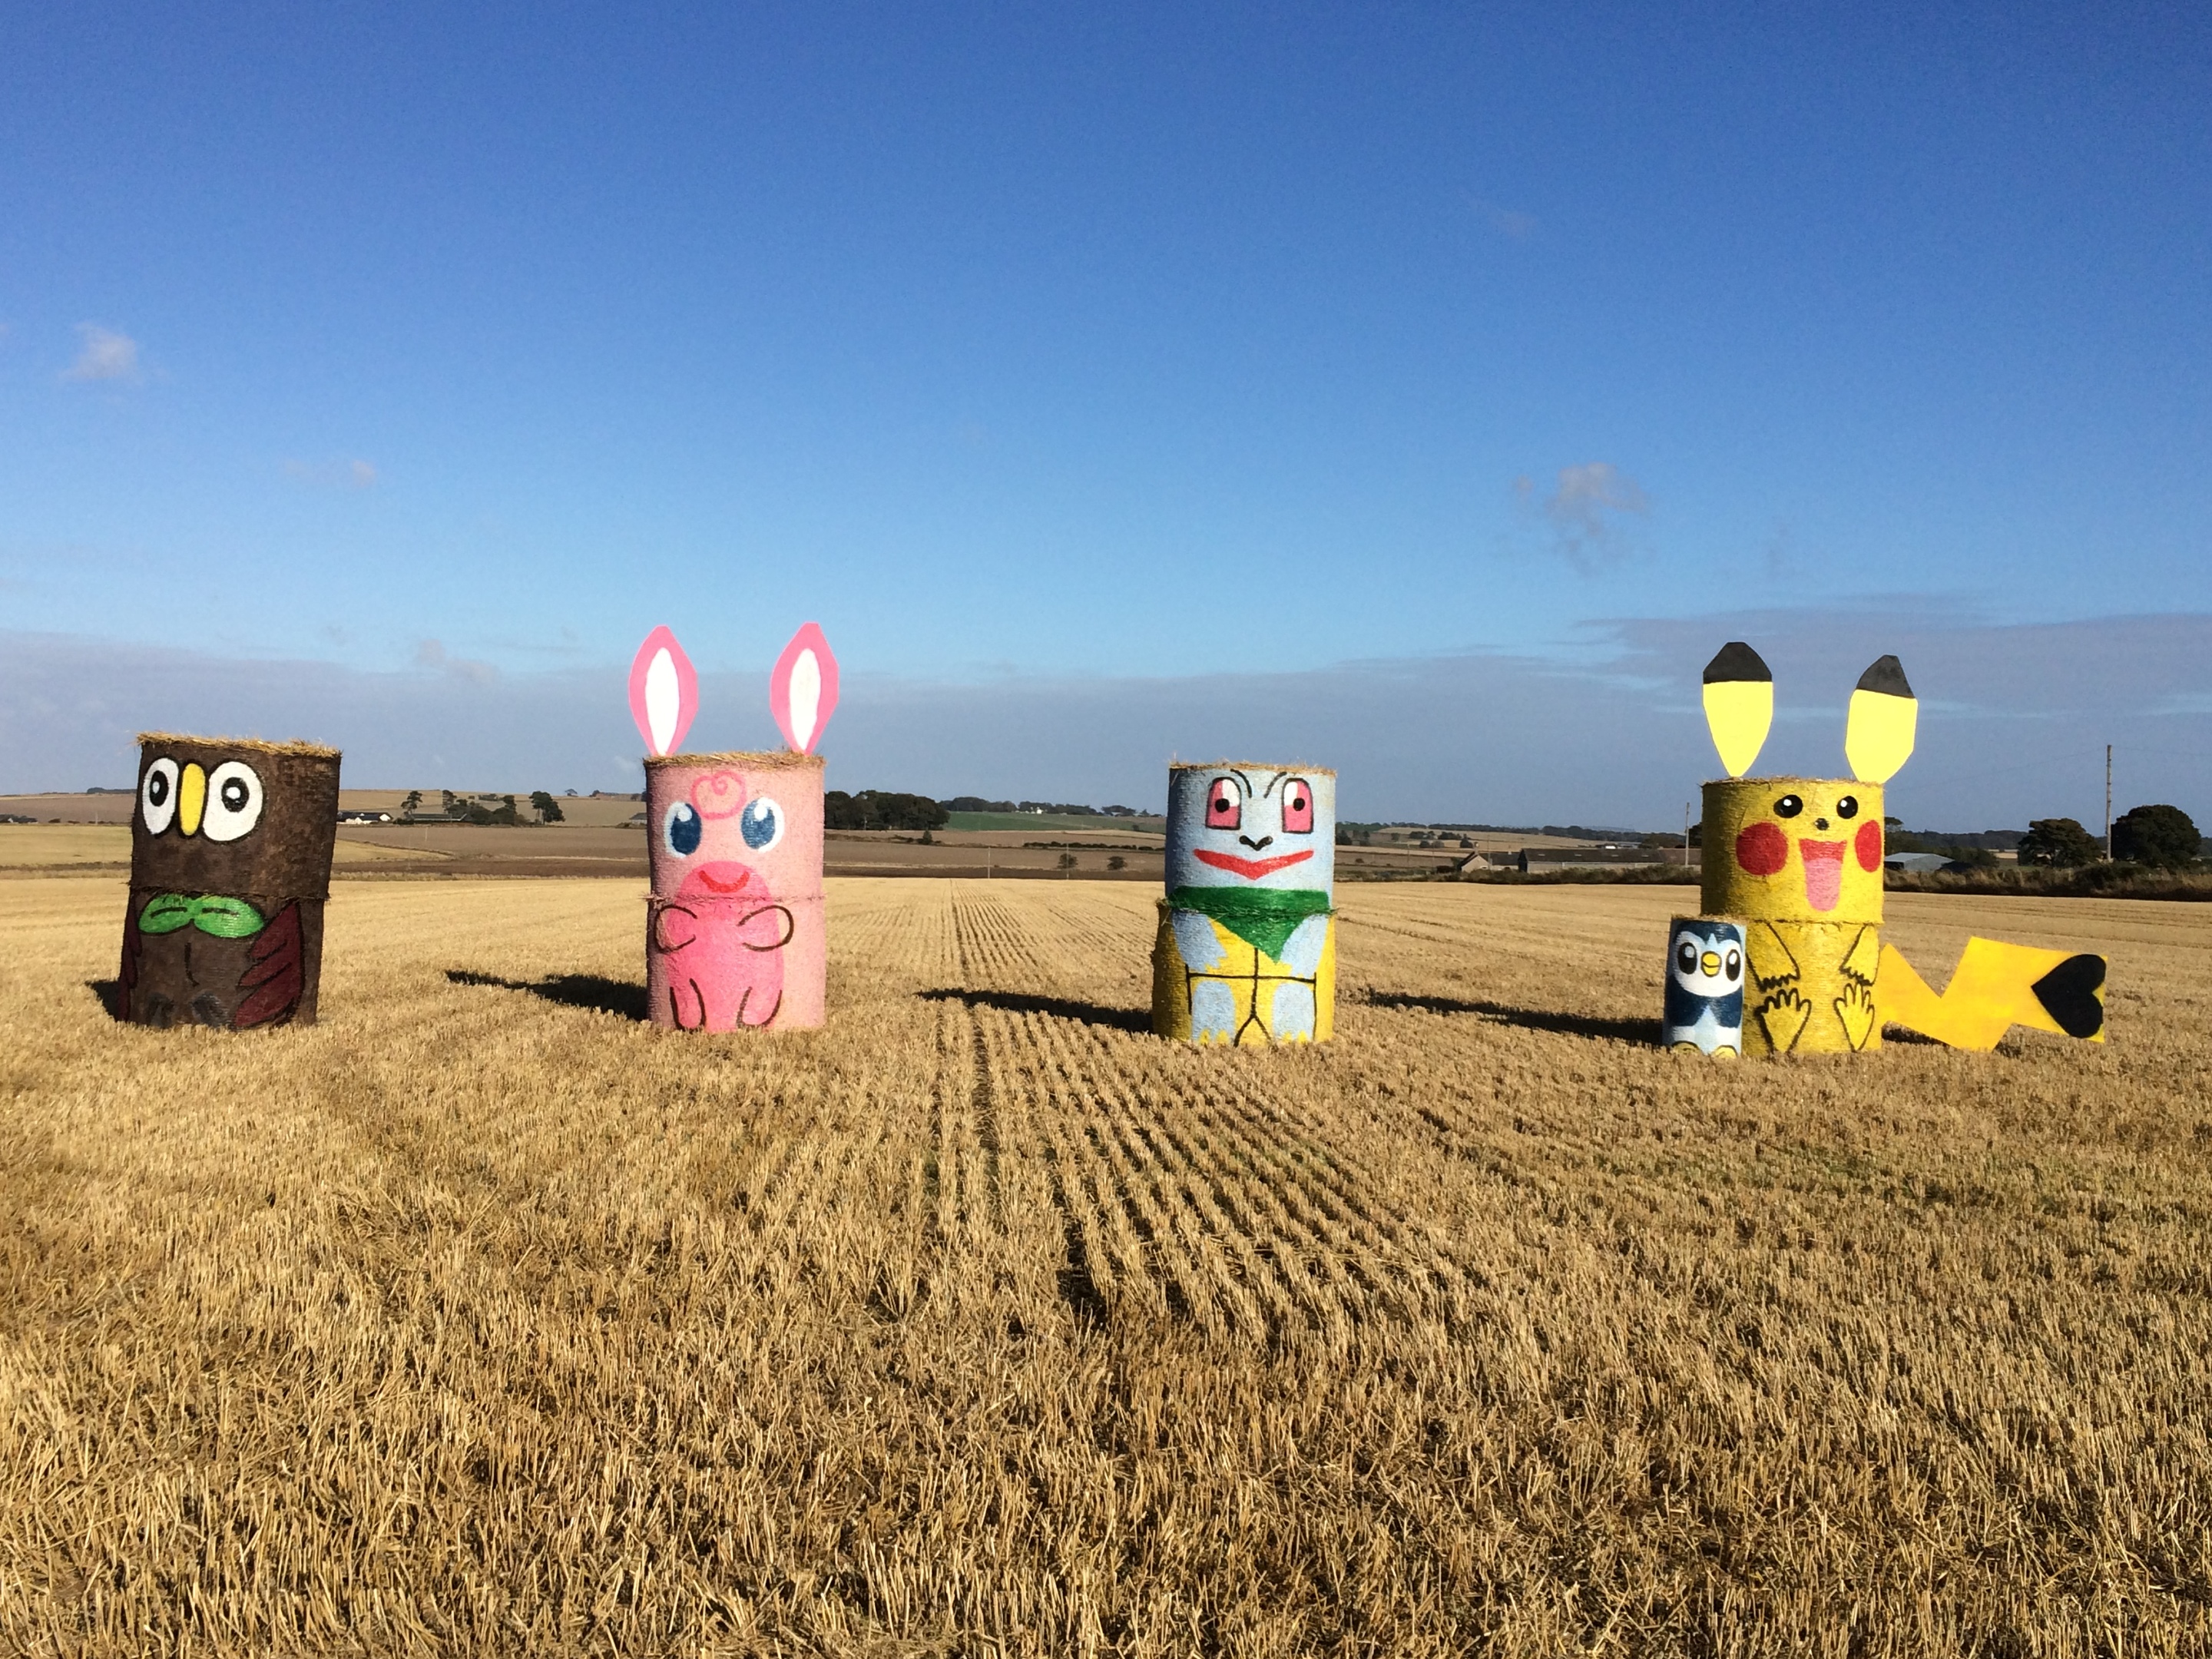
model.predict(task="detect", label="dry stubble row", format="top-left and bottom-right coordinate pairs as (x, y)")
top-left (0, 875), bottom-right (2207, 1654)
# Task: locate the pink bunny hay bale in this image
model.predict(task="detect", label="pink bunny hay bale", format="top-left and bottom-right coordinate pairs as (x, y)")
top-left (644, 750), bottom-right (826, 1031)
top-left (629, 621), bottom-right (840, 1033)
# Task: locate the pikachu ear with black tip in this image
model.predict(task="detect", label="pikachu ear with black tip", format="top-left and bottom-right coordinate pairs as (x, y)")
top-left (1845, 654), bottom-right (1916, 783)
top-left (1701, 641), bottom-right (1773, 777)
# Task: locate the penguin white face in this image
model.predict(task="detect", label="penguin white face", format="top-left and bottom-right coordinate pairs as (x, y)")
top-left (1671, 926), bottom-right (1743, 995)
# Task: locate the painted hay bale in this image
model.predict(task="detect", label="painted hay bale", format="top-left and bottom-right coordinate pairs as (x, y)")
top-left (120, 733), bottom-right (340, 1029)
top-left (1153, 762), bottom-right (1336, 1045)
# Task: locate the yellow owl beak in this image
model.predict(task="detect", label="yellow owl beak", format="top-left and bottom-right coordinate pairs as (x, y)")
top-left (1700, 951), bottom-right (1721, 975)
top-left (177, 763), bottom-right (207, 838)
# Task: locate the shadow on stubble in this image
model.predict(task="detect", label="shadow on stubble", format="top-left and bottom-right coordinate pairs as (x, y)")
top-left (446, 969), bottom-right (648, 1022)
top-left (919, 986), bottom-right (1153, 1035)
top-left (1363, 988), bottom-right (1654, 1046)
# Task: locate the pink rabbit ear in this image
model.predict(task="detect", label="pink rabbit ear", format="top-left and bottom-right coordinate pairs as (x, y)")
top-left (770, 622), bottom-right (839, 754)
top-left (628, 626), bottom-right (698, 757)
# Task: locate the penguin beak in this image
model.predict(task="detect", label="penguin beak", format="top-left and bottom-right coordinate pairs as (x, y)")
top-left (1700, 951), bottom-right (1720, 975)
top-left (177, 763), bottom-right (207, 838)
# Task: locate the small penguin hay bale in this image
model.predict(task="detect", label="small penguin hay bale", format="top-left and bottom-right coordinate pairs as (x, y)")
top-left (1664, 916), bottom-right (1745, 1057)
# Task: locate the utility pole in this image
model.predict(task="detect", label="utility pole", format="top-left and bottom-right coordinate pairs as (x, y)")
top-left (2104, 744), bottom-right (2113, 860)
top-left (1684, 801), bottom-right (1692, 868)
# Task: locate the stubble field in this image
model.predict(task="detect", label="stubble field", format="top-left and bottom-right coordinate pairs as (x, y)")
top-left (2, 876), bottom-right (2208, 1654)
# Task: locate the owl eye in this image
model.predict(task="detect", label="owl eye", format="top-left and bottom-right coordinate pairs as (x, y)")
top-left (1281, 777), bottom-right (1314, 835)
top-left (140, 757), bottom-right (180, 835)
top-left (1773, 794), bottom-right (1804, 819)
top-left (1724, 947), bottom-right (1742, 982)
top-left (200, 761), bottom-right (264, 843)
top-left (664, 801), bottom-right (703, 856)
top-left (1835, 795), bottom-right (1859, 820)
top-left (740, 796), bottom-right (783, 852)
top-left (1204, 777), bottom-right (1242, 830)
top-left (1677, 941), bottom-right (1697, 975)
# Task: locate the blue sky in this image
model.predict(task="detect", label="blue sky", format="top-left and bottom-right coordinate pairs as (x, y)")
top-left (4, 4), bottom-right (2210, 824)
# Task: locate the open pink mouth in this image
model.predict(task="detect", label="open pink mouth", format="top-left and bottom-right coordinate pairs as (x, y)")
top-left (1192, 847), bottom-right (1314, 880)
top-left (1800, 839), bottom-right (1846, 912)
top-left (678, 860), bottom-right (767, 900)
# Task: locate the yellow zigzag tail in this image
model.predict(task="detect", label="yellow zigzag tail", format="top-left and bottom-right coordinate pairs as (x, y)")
top-left (1876, 938), bottom-right (2106, 1050)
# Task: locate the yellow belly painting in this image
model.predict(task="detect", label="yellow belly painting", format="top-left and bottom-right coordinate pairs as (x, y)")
top-left (1741, 918), bottom-right (1883, 1055)
top-left (1151, 903), bottom-right (1336, 1045)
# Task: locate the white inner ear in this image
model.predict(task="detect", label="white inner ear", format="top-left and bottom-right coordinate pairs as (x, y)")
top-left (645, 648), bottom-right (680, 755)
top-left (788, 648), bottom-right (821, 751)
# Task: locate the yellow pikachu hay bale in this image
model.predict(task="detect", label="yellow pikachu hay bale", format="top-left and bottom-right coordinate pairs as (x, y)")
top-left (1694, 648), bottom-right (1911, 1055)
top-left (1686, 643), bottom-right (2108, 1055)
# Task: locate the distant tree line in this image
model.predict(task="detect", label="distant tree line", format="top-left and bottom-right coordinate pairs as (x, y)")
top-left (940, 797), bottom-right (1145, 816)
top-left (2016, 817), bottom-right (2101, 867)
top-left (826, 790), bottom-right (949, 832)
top-left (396, 789), bottom-right (566, 826)
top-left (2111, 803), bottom-right (2202, 866)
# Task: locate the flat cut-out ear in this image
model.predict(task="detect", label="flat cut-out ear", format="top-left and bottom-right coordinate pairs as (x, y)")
top-left (629, 627), bottom-right (699, 757)
top-left (1845, 654), bottom-right (1916, 783)
top-left (1701, 641), bottom-right (1773, 777)
top-left (770, 622), bottom-right (839, 754)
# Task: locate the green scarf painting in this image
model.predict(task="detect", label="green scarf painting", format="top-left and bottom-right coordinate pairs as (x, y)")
top-left (1167, 886), bottom-right (1330, 961)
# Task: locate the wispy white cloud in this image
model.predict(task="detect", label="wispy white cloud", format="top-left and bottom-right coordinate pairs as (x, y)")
top-left (63, 323), bottom-right (141, 383)
top-left (412, 638), bottom-right (498, 685)
top-left (1515, 462), bottom-right (1650, 572)
top-left (283, 457), bottom-right (379, 490)
top-left (1467, 195), bottom-right (1538, 240)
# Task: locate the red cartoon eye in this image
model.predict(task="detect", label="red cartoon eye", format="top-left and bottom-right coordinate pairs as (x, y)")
top-left (1205, 777), bottom-right (1241, 829)
top-left (1282, 777), bottom-right (1313, 834)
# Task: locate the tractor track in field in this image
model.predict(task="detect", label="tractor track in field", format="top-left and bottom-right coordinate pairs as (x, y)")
top-left (967, 1001), bottom-right (1479, 1345)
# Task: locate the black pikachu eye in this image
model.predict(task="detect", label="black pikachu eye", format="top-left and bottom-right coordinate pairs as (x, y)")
top-left (1677, 942), bottom-right (1697, 973)
top-left (148, 773), bottom-right (169, 805)
top-left (1836, 796), bottom-right (1859, 820)
top-left (1774, 794), bottom-right (1803, 818)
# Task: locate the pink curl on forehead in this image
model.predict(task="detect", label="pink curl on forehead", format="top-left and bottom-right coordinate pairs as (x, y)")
top-left (690, 770), bottom-right (748, 820)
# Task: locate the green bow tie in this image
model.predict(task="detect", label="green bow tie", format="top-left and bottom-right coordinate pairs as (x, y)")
top-left (139, 892), bottom-right (268, 939)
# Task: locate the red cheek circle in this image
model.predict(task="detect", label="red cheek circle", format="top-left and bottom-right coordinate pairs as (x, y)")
top-left (1855, 819), bottom-right (1883, 870)
top-left (1734, 821), bottom-right (1789, 877)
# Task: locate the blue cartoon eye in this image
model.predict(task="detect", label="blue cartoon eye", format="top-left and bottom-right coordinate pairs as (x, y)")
top-left (664, 801), bottom-right (703, 856)
top-left (740, 796), bottom-right (783, 851)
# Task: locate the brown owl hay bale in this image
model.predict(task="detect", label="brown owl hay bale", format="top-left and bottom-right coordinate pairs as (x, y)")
top-left (119, 733), bottom-right (341, 1029)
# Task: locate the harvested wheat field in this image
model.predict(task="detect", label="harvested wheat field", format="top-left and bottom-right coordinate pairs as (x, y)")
top-left (2, 876), bottom-right (2208, 1654)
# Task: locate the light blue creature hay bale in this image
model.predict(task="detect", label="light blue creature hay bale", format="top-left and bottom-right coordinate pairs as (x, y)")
top-left (1152, 763), bottom-right (1336, 1044)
